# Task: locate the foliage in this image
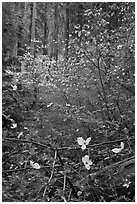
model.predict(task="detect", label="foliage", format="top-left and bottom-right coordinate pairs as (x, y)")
top-left (2, 2), bottom-right (135, 202)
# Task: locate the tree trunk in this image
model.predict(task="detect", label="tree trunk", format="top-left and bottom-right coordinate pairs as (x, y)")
top-left (77, 4), bottom-right (83, 44)
top-left (23, 2), bottom-right (31, 49)
top-left (47, 3), bottom-right (54, 59)
top-left (54, 3), bottom-right (59, 61)
top-left (64, 2), bottom-right (69, 62)
top-left (13, 2), bottom-right (21, 57)
top-left (43, 3), bottom-right (48, 55)
top-left (30, 2), bottom-right (36, 56)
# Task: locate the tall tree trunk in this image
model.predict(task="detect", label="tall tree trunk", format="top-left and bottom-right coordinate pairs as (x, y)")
top-left (23, 2), bottom-right (31, 48)
top-left (30, 2), bottom-right (36, 56)
top-left (47, 3), bottom-right (54, 59)
top-left (13, 2), bottom-right (21, 57)
top-left (75, 3), bottom-right (83, 63)
top-left (54, 3), bottom-right (59, 61)
top-left (43, 3), bottom-right (48, 55)
top-left (77, 4), bottom-right (83, 44)
top-left (64, 2), bottom-right (69, 62)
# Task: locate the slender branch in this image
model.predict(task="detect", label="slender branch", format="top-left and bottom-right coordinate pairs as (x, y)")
top-left (96, 57), bottom-right (111, 121)
top-left (127, 26), bottom-right (135, 44)
top-left (43, 149), bottom-right (57, 197)
top-left (48, 150), bottom-right (57, 183)
top-left (2, 165), bottom-right (62, 174)
top-left (3, 167), bottom-right (31, 173)
top-left (89, 156), bottom-right (135, 179)
top-left (3, 137), bottom-right (134, 152)
top-left (84, 48), bottom-right (135, 95)
top-left (100, 57), bottom-right (135, 95)
top-left (83, 48), bottom-right (112, 120)
top-left (3, 138), bottom-right (54, 150)
top-left (56, 150), bottom-right (78, 199)
top-left (83, 49), bottom-right (98, 68)
top-left (57, 137), bottom-right (134, 151)
top-left (3, 138), bottom-right (79, 199)
top-left (61, 171), bottom-right (67, 201)
top-left (63, 172), bottom-right (66, 192)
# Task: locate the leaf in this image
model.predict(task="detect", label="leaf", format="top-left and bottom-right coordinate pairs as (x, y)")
top-left (30, 160), bottom-right (41, 169)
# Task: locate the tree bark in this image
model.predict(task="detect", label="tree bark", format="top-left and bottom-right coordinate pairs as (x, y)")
top-left (23, 2), bottom-right (31, 49)
top-left (43, 3), bottom-right (48, 55)
top-left (64, 2), bottom-right (69, 62)
top-left (13, 2), bottom-right (21, 57)
top-left (30, 2), bottom-right (36, 56)
top-left (54, 3), bottom-right (59, 61)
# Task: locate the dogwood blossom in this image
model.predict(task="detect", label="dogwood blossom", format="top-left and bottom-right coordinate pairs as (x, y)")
top-left (112, 142), bottom-right (124, 153)
top-left (77, 137), bottom-right (91, 150)
top-left (30, 160), bottom-right (41, 169)
top-left (82, 155), bottom-right (93, 170)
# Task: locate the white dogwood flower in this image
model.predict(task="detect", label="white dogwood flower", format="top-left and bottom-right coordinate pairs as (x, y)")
top-left (77, 137), bottom-right (91, 150)
top-left (82, 155), bottom-right (93, 170)
top-left (30, 160), bottom-right (41, 169)
top-left (112, 142), bottom-right (124, 154)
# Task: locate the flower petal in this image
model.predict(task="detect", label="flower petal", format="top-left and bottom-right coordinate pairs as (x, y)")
top-left (85, 137), bottom-right (91, 145)
top-left (120, 142), bottom-right (124, 149)
top-left (81, 144), bottom-right (86, 150)
top-left (112, 147), bottom-right (122, 154)
top-left (47, 102), bottom-right (53, 107)
top-left (30, 160), bottom-right (41, 169)
top-left (82, 155), bottom-right (89, 164)
top-left (85, 165), bottom-right (90, 170)
top-left (77, 137), bottom-right (85, 145)
top-left (33, 163), bottom-right (41, 169)
top-left (84, 155), bottom-right (89, 160)
top-left (30, 160), bottom-right (34, 166)
top-left (82, 156), bottom-right (87, 164)
top-left (88, 160), bottom-right (93, 165)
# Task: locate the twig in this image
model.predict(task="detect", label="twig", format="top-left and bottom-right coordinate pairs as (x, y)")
top-left (61, 195), bottom-right (67, 202)
top-left (43, 149), bottom-right (57, 197)
top-left (2, 167), bottom-right (31, 173)
top-left (83, 48), bottom-right (135, 95)
top-left (2, 165), bottom-right (62, 174)
top-left (56, 151), bottom-right (79, 199)
top-left (60, 171), bottom-right (67, 202)
top-left (3, 137), bottom-right (134, 152)
top-left (57, 137), bottom-right (135, 151)
top-left (96, 57), bottom-right (111, 121)
top-left (63, 171), bottom-right (66, 192)
top-left (89, 156), bottom-right (135, 179)
top-left (3, 138), bottom-right (54, 150)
